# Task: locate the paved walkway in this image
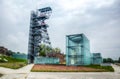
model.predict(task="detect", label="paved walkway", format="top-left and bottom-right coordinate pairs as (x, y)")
top-left (0, 64), bottom-right (120, 79)
top-left (27, 72), bottom-right (120, 79)
top-left (111, 64), bottom-right (120, 73)
top-left (27, 64), bottom-right (120, 79)
top-left (0, 64), bottom-right (34, 79)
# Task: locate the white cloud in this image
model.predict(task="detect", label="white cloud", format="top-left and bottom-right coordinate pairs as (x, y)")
top-left (1, 32), bottom-right (28, 53)
top-left (0, 0), bottom-right (120, 59)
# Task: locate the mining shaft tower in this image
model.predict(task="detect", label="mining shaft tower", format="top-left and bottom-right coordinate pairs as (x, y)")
top-left (28, 7), bottom-right (52, 63)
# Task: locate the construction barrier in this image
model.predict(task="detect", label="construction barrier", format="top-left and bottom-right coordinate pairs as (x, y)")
top-left (12, 53), bottom-right (27, 60)
top-left (34, 57), bottom-right (59, 64)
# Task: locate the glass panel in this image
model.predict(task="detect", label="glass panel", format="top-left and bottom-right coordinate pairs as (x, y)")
top-left (66, 34), bottom-right (91, 65)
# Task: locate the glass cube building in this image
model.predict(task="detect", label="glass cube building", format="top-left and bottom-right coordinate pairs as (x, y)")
top-left (66, 34), bottom-right (91, 66)
top-left (92, 53), bottom-right (102, 64)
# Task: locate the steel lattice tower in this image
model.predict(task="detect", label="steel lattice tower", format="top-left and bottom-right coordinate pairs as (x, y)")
top-left (28, 7), bottom-right (52, 63)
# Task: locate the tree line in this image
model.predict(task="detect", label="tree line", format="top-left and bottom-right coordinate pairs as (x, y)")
top-left (103, 57), bottom-right (120, 63)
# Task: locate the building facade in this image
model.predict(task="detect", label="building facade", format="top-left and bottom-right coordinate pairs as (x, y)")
top-left (92, 53), bottom-right (102, 64)
top-left (34, 57), bottom-right (59, 64)
top-left (66, 34), bottom-right (91, 66)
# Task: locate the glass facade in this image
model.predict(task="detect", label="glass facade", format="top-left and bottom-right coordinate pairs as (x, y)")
top-left (12, 53), bottom-right (27, 60)
top-left (92, 53), bottom-right (102, 64)
top-left (66, 34), bottom-right (91, 66)
top-left (34, 57), bottom-right (59, 64)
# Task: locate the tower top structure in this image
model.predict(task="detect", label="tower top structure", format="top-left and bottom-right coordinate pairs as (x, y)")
top-left (28, 7), bottom-right (52, 63)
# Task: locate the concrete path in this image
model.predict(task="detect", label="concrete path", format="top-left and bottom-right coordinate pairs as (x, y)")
top-left (0, 64), bottom-right (34, 79)
top-left (112, 64), bottom-right (120, 74)
top-left (1, 64), bottom-right (120, 79)
top-left (26, 64), bottom-right (120, 79)
top-left (0, 74), bottom-right (27, 79)
top-left (0, 64), bottom-right (34, 74)
top-left (27, 72), bottom-right (120, 79)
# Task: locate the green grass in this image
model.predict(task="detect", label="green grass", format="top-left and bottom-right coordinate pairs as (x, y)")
top-left (85, 65), bottom-right (114, 72)
top-left (0, 55), bottom-right (27, 69)
top-left (0, 55), bottom-right (27, 62)
top-left (31, 70), bottom-right (106, 72)
top-left (0, 62), bottom-right (27, 69)
top-left (31, 64), bottom-right (114, 72)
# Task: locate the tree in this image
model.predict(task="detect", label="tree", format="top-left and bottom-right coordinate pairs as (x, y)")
top-left (103, 58), bottom-right (114, 63)
top-left (54, 48), bottom-right (61, 53)
top-left (6, 50), bottom-right (15, 56)
top-left (107, 58), bottom-right (114, 63)
top-left (103, 58), bottom-right (107, 63)
top-left (118, 57), bottom-right (120, 63)
top-left (38, 44), bottom-right (62, 57)
top-left (39, 44), bottom-right (46, 56)
top-left (39, 44), bottom-right (52, 56)
top-left (52, 47), bottom-right (61, 53)
top-left (17, 52), bottom-right (20, 54)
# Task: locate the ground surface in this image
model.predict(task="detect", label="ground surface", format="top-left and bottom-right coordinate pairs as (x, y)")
top-left (0, 64), bottom-right (120, 79)
top-left (0, 64), bottom-right (33, 79)
top-left (27, 72), bottom-right (120, 79)
top-left (28, 64), bottom-right (120, 79)
top-left (32, 64), bottom-right (107, 72)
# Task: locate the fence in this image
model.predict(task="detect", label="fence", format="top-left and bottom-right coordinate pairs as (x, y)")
top-left (34, 57), bottom-right (60, 64)
top-left (12, 53), bottom-right (27, 60)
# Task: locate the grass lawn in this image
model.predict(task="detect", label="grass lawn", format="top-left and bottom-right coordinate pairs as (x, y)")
top-left (0, 62), bottom-right (27, 69)
top-left (0, 55), bottom-right (27, 69)
top-left (31, 64), bottom-right (114, 72)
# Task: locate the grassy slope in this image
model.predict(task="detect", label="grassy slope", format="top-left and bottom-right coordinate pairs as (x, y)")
top-left (0, 55), bottom-right (27, 62)
top-left (0, 55), bottom-right (27, 69)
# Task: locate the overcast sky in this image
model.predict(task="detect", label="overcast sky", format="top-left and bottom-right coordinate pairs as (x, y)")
top-left (0, 0), bottom-right (120, 59)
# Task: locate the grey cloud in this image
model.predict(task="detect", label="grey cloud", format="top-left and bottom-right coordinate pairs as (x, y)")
top-left (57, 0), bottom-right (120, 59)
top-left (0, 0), bottom-right (120, 59)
